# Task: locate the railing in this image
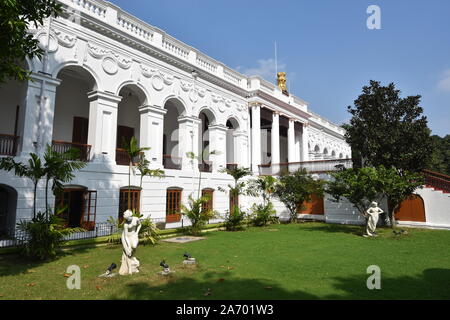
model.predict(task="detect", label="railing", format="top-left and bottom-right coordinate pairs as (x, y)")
top-left (69, 0), bottom-right (107, 19)
top-left (258, 159), bottom-right (354, 176)
top-left (52, 140), bottom-right (91, 162)
top-left (226, 163), bottom-right (238, 171)
top-left (162, 36), bottom-right (190, 60)
top-left (0, 134), bottom-right (19, 156)
top-left (163, 154), bottom-right (182, 170)
top-left (116, 12), bottom-right (153, 42)
top-left (198, 162), bottom-right (212, 173)
top-left (0, 217), bottom-right (225, 248)
top-left (115, 149), bottom-right (142, 166)
top-left (423, 170), bottom-right (450, 193)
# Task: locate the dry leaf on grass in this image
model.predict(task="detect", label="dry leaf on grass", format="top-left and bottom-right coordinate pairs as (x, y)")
top-left (96, 286), bottom-right (103, 291)
top-left (26, 283), bottom-right (36, 287)
top-left (63, 273), bottom-right (72, 277)
top-left (217, 278), bottom-right (225, 282)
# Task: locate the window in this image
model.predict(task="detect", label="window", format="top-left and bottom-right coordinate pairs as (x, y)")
top-left (166, 188), bottom-right (182, 223)
top-left (55, 188), bottom-right (97, 230)
top-left (119, 188), bottom-right (141, 221)
top-left (201, 189), bottom-right (214, 213)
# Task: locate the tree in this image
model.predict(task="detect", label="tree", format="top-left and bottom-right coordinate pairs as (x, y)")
top-left (274, 169), bottom-right (324, 223)
top-left (428, 135), bottom-right (450, 175)
top-left (247, 175), bottom-right (278, 206)
top-left (136, 154), bottom-right (164, 190)
top-left (0, 0), bottom-right (61, 84)
top-left (344, 80), bottom-right (433, 172)
top-left (0, 144), bottom-right (86, 218)
top-left (219, 166), bottom-right (252, 212)
top-left (186, 149), bottom-right (218, 199)
top-left (0, 153), bottom-right (45, 218)
top-left (122, 136), bottom-right (150, 210)
top-left (326, 167), bottom-right (384, 220)
top-left (377, 166), bottom-right (424, 228)
top-left (43, 145), bottom-right (86, 214)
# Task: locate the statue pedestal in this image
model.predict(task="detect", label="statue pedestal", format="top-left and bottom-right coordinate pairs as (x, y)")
top-left (158, 268), bottom-right (173, 276)
top-left (183, 258), bottom-right (196, 265)
top-left (119, 252), bottom-right (140, 275)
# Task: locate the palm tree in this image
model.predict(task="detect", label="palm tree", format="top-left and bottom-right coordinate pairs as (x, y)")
top-left (247, 175), bottom-right (278, 206)
top-left (122, 136), bottom-right (150, 209)
top-left (43, 145), bottom-right (86, 214)
top-left (219, 166), bottom-right (252, 212)
top-left (186, 149), bottom-right (218, 199)
top-left (136, 153), bottom-right (164, 189)
top-left (0, 153), bottom-right (44, 219)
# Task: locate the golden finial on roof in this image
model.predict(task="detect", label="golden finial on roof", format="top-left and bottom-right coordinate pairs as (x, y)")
top-left (277, 72), bottom-right (289, 96)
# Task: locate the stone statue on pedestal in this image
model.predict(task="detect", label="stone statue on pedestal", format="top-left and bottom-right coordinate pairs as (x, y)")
top-left (364, 201), bottom-right (384, 237)
top-left (119, 210), bottom-right (141, 275)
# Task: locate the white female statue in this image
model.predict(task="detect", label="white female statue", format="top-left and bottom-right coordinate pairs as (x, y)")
top-left (364, 201), bottom-right (384, 237)
top-left (119, 210), bottom-right (142, 275)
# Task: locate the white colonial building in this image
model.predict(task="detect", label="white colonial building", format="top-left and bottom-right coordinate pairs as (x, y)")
top-left (1, 0), bottom-right (385, 236)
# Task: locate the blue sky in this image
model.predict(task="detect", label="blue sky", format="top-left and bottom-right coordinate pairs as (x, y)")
top-left (108, 0), bottom-right (450, 137)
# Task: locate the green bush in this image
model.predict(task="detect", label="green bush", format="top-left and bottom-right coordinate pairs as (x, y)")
top-left (181, 195), bottom-right (216, 236)
top-left (250, 202), bottom-right (277, 227)
top-left (224, 206), bottom-right (248, 231)
top-left (16, 210), bottom-right (84, 260)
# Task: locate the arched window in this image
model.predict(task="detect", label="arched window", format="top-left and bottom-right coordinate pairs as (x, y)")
top-left (166, 187), bottom-right (182, 223)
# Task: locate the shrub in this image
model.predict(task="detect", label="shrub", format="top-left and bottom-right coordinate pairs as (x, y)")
top-left (16, 210), bottom-right (84, 260)
top-left (106, 211), bottom-right (160, 245)
top-left (181, 195), bottom-right (215, 236)
top-left (250, 202), bottom-right (277, 227)
top-left (224, 206), bottom-right (248, 231)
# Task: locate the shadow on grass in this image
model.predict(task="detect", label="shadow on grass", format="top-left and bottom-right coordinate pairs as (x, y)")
top-left (327, 268), bottom-right (450, 299)
top-left (0, 245), bottom-right (96, 277)
top-left (297, 223), bottom-right (366, 236)
top-left (108, 270), bottom-right (320, 300)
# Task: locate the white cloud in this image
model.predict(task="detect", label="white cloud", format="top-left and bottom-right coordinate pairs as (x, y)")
top-left (237, 58), bottom-right (287, 81)
top-left (437, 69), bottom-right (450, 92)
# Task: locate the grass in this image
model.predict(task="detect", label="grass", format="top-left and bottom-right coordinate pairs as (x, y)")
top-left (0, 222), bottom-right (449, 300)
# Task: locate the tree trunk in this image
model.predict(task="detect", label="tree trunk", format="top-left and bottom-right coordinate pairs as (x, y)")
top-left (389, 205), bottom-right (397, 229)
top-left (33, 181), bottom-right (38, 220)
top-left (45, 177), bottom-right (50, 218)
top-left (128, 160), bottom-right (131, 210)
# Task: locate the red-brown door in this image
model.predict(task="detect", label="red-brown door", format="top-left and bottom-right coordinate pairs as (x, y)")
top-left (166, 189), bottom-right (182, 223)
top-left (298, 193), bottom-right (324, 215)
top-left (393, 194), bottom-right (426, 222)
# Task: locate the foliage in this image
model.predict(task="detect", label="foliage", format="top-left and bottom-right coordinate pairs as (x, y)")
top-left (249, 202), bottom-right (277, 227)
top-left (247, 175), bottom-right (278, 206)
top-left (223, 206), bottom-right (248, 231)
top-left (0, 0), bottom-right (62, 84)
top-left (186, 149), bottom-right (218, 199)
top-left (136, 153), bottom-right (164, 189)
top-left (427, 135), bottom-right (450, 175)
top-left (218, 166), bottom-right (252, 212)
top-left (0, 145), bottom-right (86, 218)
top-left (121, 136), bottom-right (150, 209)
top-left (274, 169), bottom-right (324, 223)
top-left (16, 209), bottom-right (84, 260)
top-left (344, 80), bottom-right (433, 172)
top-left (377, 166), bottom-right (424, 228)
top-left (326, 166), bottom-right (383, 217)
top-left (106, 211), bottom-right (160, 246)
top-left (327, 165), bottom-right (424, 228)
top-left (181, 194), bottom-right (216, 236)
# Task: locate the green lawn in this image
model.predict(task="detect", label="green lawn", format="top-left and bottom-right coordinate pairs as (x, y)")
top-left (0, 222), bottom-right (449, 300)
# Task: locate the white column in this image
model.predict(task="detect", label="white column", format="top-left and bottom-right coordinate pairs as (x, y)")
top-left (234, 130), bottom-right (249, 168)
top-left (139, 105), bottom-right (167, 168)
top-left (19, 73), bottom-right (61, 157)
top-left (288, 119), bottom-right (295, 163)
top-left (271, 112), bottom-right (280, 165)
top-left (208, 124), bottom-right (227, 172)
top-left (251, 104), bottom-right (261, 174)
top-left (87, 91), bottom-right (122, 164)
top-left (302, 123), bottom-right (310, 162)
top-left (178, 116), bottom-right (200, 172)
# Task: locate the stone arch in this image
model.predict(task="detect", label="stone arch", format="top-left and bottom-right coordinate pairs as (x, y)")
top-left (197, 107), bottom-right (217, 126)
top-left (162, 96), bottom-right (188, 116)
top-left (116, 81), bottom-right (150, 106)
top-left (225, 116), bottom-right (240, 130)
top-left (53, 62), bottom-right (99, 91)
